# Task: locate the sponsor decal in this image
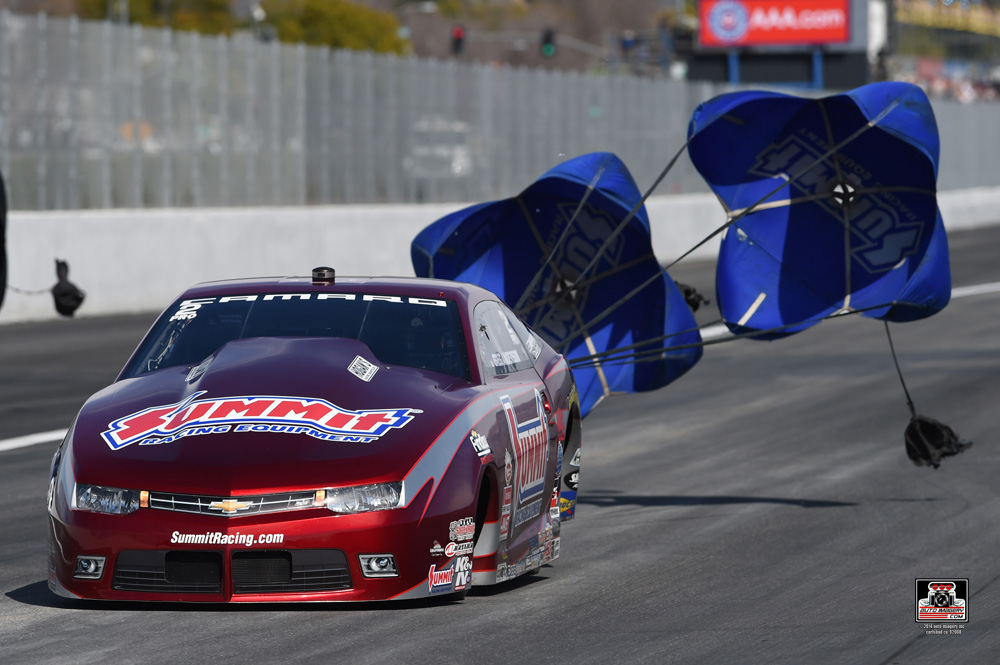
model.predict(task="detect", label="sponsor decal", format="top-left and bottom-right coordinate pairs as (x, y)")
top-left (708, 0), bottom-right (750, 42)
top-left (569, 448), bottom-right (581, 468)
top-left (748, 132), bottom-right (924, 274)
top-left (102, 391), bottom-right (416, 450)
top-left (549, 488), bottom-right (560, 521)
top-left (559, 491), bottom-right (578, 520)
top-left (499, 486), bottom-right (513, 541)
top-left (501, 390), bottom-right (549, 509)
top-left (513, 499), bottom-right (542, 527)
top-left (504, 448), bottom-right (513, 486)
top-left (348, 355), bottom-right (378, 382)
top-left (700, 0), bottom-right (850, 48)
top-left (502, 316), bottom-right (522, 347)
top-left (916, 580), bottom-right (968, 623)
top-left (525, 546), bottom-right (543, 571)
top-left (490, 351), bottom-right (521, 369)
top-left (449, 516), bottom-right (475, 542)
top-left (470, 429), bottom-right (491, 458)
top-left (453, 556), bottom-right (473, 591)
top-left (428, 564), bottom-right (454, 593)
top-left (170, 531), bottom-right (284, 546)
top-left (491, 350), bottom-right (522, 367)
top-left (429, 540), bottom-right (445, 557)
top-left (445, 541), bottom-right (474, 558)
top-left (186, 356), bottom-right (214, 383)
top-left (169, 298), bottom-right (215, 322)
top-left (524, 333), bottom-right (542, 362)
top-left (565, 469), bottom-right (580, 491)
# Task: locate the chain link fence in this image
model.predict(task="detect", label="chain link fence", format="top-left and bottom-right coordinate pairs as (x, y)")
top-left (1, 12), bottom-right (998, 211)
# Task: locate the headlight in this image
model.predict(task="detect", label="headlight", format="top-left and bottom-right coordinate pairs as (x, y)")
top-left (324, 482), bottom-right (403, 514)
top-left (73, 484), bottom-right (141, 515)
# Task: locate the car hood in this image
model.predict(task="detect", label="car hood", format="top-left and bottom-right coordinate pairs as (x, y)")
top-left (70, 337), bottom-right (479, 495)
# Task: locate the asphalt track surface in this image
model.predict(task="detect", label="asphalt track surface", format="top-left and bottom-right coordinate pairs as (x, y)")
top-left (2, 226), bottom-right (1000, 665)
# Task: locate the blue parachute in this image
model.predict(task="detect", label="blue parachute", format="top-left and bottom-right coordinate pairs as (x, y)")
top-left (412, 152), bottom-right (702, 417)
top-left (687, 81), bottom-right (950, 339)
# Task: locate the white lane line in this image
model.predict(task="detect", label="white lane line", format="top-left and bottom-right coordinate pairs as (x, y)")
top-left (4, 281), bottom-right (1000, 454)
top-left (0, 428), bottom-right (67, 453)
top-left (702, 323), bottom-right (730, 340)
top-left (952, 281), bottom-right (1000, 298)
top-left (700, 280), bottom-right (1000, 343)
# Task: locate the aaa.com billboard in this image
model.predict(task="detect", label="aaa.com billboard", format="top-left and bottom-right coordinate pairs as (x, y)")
top-left (699, 0), bottom-right (851, 47)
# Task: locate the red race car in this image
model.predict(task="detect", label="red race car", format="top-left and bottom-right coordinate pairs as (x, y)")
top-left (47, 269), bottom-right (581, 602)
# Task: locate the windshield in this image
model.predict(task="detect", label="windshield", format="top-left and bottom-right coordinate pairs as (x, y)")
top-left (123, 292), bottom-right (471, 381)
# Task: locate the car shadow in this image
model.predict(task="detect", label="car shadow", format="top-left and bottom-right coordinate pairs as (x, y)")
top-left (577, 488), bottom-right (857, 509)
top-left (6, 573), bottom-right (547, 611)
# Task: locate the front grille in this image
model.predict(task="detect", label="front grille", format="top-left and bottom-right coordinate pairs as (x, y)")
top-left (147, 490), bottom-right (318, 517)
top-left (113, 551), bottom-right (222, 593)
top-left (232, 549), bottom-right (351, 594)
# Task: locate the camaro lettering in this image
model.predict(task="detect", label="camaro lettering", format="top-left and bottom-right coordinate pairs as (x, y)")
top-left (103, 391), bottom-right (416, 450)
top-left (168, 293), bottom-right (447, 319)
top-left (501, 390), bottom-right (549, 507)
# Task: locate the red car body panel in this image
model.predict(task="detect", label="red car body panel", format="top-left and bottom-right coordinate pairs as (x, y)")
top-left (48, 276), bottom-right (581, 602)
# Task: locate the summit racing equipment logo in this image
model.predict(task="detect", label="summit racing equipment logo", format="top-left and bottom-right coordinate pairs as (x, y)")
top-left (428, 564), bottom-right (454, 593)
top-left (102, 391), bottom-right (416, 450)
top-left (501, 390), bottom-right (548, 525)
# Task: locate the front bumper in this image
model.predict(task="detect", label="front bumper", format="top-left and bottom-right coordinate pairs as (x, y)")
top-left (48, 485), bottom-right (480, 602)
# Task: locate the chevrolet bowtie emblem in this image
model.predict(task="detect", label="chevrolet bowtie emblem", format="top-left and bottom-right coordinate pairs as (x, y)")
top-left (208, 499), bottom-right (253, 514)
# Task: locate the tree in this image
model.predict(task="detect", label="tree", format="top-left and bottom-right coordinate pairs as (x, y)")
top-left (259, 0), bottom-right (408, 53)
top-left (77, 0), bottom-right (239, 34)
top-left (75, 0), bottom-right (409, 54)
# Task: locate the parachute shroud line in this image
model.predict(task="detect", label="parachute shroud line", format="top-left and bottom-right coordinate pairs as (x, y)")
top-left (737, 293), bottom-right (767, 327)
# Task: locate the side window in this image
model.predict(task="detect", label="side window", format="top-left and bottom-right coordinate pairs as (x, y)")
top-left (474, 301), bottom-right (534, 376)
top-left (499, 302), bottom-right (542, 364)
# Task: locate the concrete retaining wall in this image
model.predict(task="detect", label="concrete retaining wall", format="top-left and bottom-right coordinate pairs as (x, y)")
top-left (3, 187), bottom-right (998, 324)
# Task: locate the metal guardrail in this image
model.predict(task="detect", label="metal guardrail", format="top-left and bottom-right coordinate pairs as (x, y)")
top-left (0, 12), bottom-right (997, 211)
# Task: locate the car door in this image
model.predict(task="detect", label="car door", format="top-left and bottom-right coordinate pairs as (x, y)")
top-left (472, 301), bottom-right (553, 556)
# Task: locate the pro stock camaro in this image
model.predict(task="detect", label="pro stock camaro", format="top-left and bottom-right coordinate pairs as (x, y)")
top-left (47, 269), bottom-right (582, 602)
